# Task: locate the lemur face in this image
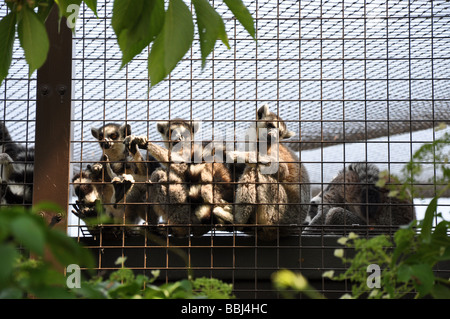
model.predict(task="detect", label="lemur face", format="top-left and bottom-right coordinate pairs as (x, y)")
top-left (157, 119), bottom-right (199, 150)
top-left (71, 167), bottom-right (102, 220)
top-left (256, 104), bottom-right (295, 141)
top-left (73, 172), bottom-right (99, 206)
top-left (91, 123), bottom-right (131, 154)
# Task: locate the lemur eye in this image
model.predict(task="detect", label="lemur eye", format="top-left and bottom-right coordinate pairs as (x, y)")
top-left (110, 133), bottom-right (118, 140)
top-left (99, 133), bottom-right (104, 140)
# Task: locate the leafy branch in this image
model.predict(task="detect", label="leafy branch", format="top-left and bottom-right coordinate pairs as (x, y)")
top-left (0, 202), bottom-right (95, 298)
top-left (78, 257), bottom-right (235, 299)
top-left (272, 130), bottom-right (450, 299)
top-left (0, 0), bottom-right (256, 87)
top-left (327, 131), bottom-right (450, 299)
top-left (0, 202), bottom-right (234, 299)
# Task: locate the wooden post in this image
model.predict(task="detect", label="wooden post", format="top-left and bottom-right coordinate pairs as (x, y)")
top-left (33, 6), bottom-right (73, 233)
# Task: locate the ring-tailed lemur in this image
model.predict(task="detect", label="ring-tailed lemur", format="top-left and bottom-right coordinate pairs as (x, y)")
top-left (303, 162), bottom-right (416, 234)
top-left (227, 104), bottom-right (311, 241)
top-left (72, 156), bottom-right (159, 231)
top-left (72, 123), bottom-right (159, 229)
top-left (73, 123), bottom-right (132, 224)
top-left (0, 122), bottom-right (34, 206)
top-left (72, 162), bottom-right (109, 221)
top-left (91, 123), bottom-right (134, 175)
top-left (124, 119), bottom-right (234, 237)
top-left (91, 122), bottom-right (160, 180)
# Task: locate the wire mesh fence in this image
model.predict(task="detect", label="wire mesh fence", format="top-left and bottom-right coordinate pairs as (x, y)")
top-left (1, 0), bottom-right (449, 298)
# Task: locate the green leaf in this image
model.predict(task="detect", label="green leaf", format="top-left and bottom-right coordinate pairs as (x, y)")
top-left (392, 227), bottom-right (415, 265)
top-left (37, 0), bottom-right (56, 22)
top-left (111, 283), bottom-right (141, 299)
top-left (73, 281), bottom-right (108, 299)
top-left (148, 0), bottom-right (194, 87)
top-left (397, 264), bottom-right (435, 297)
top-left (18, 5), bottom-right (50, 77)
top-left (397, 264), bottom-right (413, 283)
top-left (54, 0), bottom-right (82, 30)
top-left (0, 244), bottom-right (19, 285)
top-left (144, 280), bottom-right (194, 299)
top-left (193, 0), bottom-right (229, 68)
top-left (0, 12), bottom-right (16, 86)
top-left (10, 215), bottom-right (46, 256)
top-left (223, 0), bottom-right (256, 40)
top-left (46, 229), bottom-right (95, 269)
top-left (5, 1), bottom-right (14, 10)
top-left (32, 201), bottom-right (65, 216)
top-left (413, 264), bottom-right (435, 297)
top-left (112, 0), bottom-right (144, 35)
top-left (114, 256), bottom-right (128, 267)
top-left (420, 195), bottom-right (439, 243)
top-left (55, 0), bottom-right (83, 17)
top-left (31, 285), bottom-right (75, 299)
top-left (0, 287), bottom-right (23, 299)
top-left (431, 221), bottom-right (450, 250)
top-left (113, 0), bottom-right (165, 68)
top-left (83, 0), bottom-right (97, 16)
top-left (110, 268), bottom-right (135, 284)
top-left (0, 218), bottom-right (10, 242)
top-left (431, 283), bottom-right (450, 299)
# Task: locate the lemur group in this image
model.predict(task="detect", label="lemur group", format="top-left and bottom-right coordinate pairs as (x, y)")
top-left (0, 104), bottom-right (416, 240)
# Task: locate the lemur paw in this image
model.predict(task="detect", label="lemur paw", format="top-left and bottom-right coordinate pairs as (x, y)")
top-left (123, 174), bottom-right (135, 184)
top-left (112, 174), bottom-right (135, 204)
top-left (112, 174), bottom-right (135, 186)
top-left (124, 135), bottom-right (148, 153)
top-left (213, 205), bottom-right (234, 224)
top-left (0, 153), bottom-right (13, 165)
top-left (89, 161), bottom-right (106, 180)
top-left (72, 200), bottom-right (98, 219)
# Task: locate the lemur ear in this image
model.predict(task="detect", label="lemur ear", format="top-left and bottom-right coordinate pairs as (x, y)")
top-left (91, 127), bottom-right (100, 139)
top-left (284, 130), bottom-right (296, 139)
top-left (157, 121), bottom-right (168, 134)
top-left (192, 121), bottom-right (200, 134)
top-left (120, 124), bottom-right (132, 136)
top-left (257, 104), bottom-right (270, 119)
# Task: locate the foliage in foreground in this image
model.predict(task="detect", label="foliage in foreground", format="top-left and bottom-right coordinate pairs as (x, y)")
top-left (0, 202), bottom-right (234, 299)
top-left (273, 130), bottom-right (450, 299)
top-left (330, 131), bottom-right (450, 299)
top-left (77, 257), bottom-right (235, 299)
top-left (326, 217), bottom-right (450, 299)
top-left (273, 211), bottom-right (450, 300)
top-left (0, 202), bottom-right (95, 298)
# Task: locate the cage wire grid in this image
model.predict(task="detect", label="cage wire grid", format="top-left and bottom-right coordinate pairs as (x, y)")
top-left (1, 0), bottom-right (450, 298)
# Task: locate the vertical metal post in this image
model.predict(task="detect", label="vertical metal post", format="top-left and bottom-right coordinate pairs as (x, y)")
top-left (33, 6), bottom-right (72, 232)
